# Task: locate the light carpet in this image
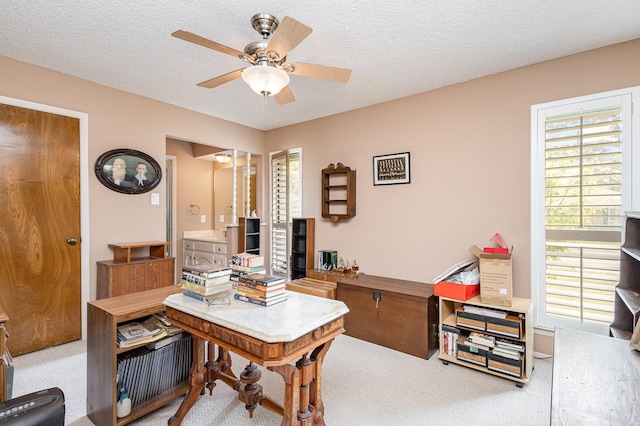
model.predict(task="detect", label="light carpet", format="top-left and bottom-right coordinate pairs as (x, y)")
top-left (10, 334), bottom-right (551, 425)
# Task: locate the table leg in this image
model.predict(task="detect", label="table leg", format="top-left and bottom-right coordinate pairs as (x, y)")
top-left (168, 336), bottom-right (206, 425)
top-left (270, 340), bottom-right (332, 426)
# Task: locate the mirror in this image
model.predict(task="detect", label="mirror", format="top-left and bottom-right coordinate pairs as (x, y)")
top-left (213, 152), bottom-right (257, 230)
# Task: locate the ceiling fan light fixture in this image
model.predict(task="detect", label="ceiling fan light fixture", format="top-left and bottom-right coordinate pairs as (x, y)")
top-left (241, 65), bottom-right (290, 97)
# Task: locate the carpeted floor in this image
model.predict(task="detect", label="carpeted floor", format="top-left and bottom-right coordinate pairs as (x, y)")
top-left (10, 334), bottom-right (552, 425)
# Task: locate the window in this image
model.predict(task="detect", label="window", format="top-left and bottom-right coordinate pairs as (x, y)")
top-left (270, 148), bottom-right (302, 278)
top-left (531, 87), bottom-right (639, 335)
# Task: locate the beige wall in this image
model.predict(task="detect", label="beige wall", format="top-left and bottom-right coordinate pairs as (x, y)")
top-left (2, 38), bottom-right (639, 355)
top-left (0, 56), bottom-right (264, 301)
top-left (266, 38), bottom-right (640, 354)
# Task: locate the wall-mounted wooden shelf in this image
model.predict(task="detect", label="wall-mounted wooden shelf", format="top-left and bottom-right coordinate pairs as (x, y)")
top-left (322, 163), bottom-right (356, 223)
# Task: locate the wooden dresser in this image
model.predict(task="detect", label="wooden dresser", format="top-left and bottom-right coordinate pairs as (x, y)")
top-left (337, 274), bottom-right (438, 359)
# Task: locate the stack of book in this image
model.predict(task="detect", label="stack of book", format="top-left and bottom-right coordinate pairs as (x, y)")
top-left (181, 264), bottom-right (233, 301)
top-left (463, 331), bottom-right (496, 351)
top-left (117, 334), bottom-right (191, 407)
top-left (491, 338), bottom-right (524, 360)
top-left (440, 325), bottom-right (460, 357)
top-left (229, 253), bottom-right (266, 285)
top-left (117, 316), bottom-right (168, 348)
top-left (235, 273), bottom-right (287, 306)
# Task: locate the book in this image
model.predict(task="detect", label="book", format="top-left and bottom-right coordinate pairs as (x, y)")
top-left (181, 264), bottom-right (232, 278)
top-left (236, 280), bottom-right (286, 293)
top-left (234, 293), bottom-right (287, 307)
top-left (181, 271), bottom-right (231, 286)
top-left (118, 329), bottom-right (167, 348)
top-left (181, 288), bottom-right (229, 302)
top-left (236, 286), bottom-right (286, 301)
top-left (145, 332), bottom-right (185, 350)
top-left (230, 253), bottom-right (264, 267)
top-left (238, 273), bottom-right (285, 287)
top-left (181, 280), bottom-right (233, 296)
top-left (231, 265), bottom-right (266, 273)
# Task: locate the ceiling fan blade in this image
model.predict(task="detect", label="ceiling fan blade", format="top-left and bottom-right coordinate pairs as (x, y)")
top-left (275, 86), bottom-right (295, 105)
top-left (266, 16), bottom-right (312, 60)
top-left (197, 68), bottom-right (245, 89)
top-left (288, 62), bottom-right (352, 83)
top-left (172, 30), bottom-right (245, 59)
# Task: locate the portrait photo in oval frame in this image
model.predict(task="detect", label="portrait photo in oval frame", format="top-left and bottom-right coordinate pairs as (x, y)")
top-left (94, 148), bottom-right (162, 194)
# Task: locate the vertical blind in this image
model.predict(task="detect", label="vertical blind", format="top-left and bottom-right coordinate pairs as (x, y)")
top-left (544, 106), bottom-right (622, 325)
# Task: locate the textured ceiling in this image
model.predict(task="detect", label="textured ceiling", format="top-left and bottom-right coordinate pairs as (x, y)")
top-left (1, 1), bottom-right (640, 131)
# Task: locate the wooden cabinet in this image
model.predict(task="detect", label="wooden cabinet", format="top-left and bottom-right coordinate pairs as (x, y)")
top-left (183, 239), bottom-right (228, 268)
top-left (97, 242), bottom-right (175, 299)
top-left (322, 163), bottom-right (356, 223)
top-left (291, 218), bottom-right (315, 280)
top-left (0, 303), bottom-right (8, 403)
top-left (610, 212), bottom-right (640, 339)
top-left (438, 295), bottom-right (534, 386)
top-left (238, 217), bottom-right (260, 255)
top-left (337, 274), bottom-right (438, 360)
top-left (87, 286), bottom-right (188, 426)
top-left (97, 258), bottom-right (175, 299)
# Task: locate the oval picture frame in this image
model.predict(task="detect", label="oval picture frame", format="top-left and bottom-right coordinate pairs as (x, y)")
top-left (95, 148), bottom-right (162, 194)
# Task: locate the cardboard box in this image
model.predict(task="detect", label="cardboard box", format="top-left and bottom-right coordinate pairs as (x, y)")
top-left (470, 245), bottom-right (512, 307)
top-left (434, 281), bottom-right (480, 301)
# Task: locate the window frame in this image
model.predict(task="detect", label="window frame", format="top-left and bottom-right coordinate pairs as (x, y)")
top-left (531, 86), bottom-right (640, 334)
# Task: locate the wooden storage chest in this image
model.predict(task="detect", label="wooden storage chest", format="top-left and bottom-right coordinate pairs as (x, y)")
top-left (337, 274), bottom-right (438, 359)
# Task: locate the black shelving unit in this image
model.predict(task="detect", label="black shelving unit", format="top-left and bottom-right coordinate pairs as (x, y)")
top-left (239, 217), bottom-right (260, 255)
top-left (291, 218), bottom-right (315, 280)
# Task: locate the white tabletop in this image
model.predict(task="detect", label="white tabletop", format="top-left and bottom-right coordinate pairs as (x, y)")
top-left (163, 291), bottom-right (349, 343)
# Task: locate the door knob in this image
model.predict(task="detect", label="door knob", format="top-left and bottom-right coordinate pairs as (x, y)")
top-left (67, 237), bottom-right (78, 246)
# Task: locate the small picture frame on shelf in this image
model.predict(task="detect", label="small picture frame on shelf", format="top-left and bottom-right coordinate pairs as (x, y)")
top-left (95, 148), bottom-right (162, 194)
top-left (373, 152), bottom-right (411, 186)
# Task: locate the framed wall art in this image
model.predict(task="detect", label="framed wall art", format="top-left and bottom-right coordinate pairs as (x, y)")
top-left (94, 148), bottom-right (162, 194)
top-left (373, 152), bottom-right (411, 186)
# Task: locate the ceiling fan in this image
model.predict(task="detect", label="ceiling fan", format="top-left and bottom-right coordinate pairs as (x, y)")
top-left (172, 13), bottom-right (352, 105)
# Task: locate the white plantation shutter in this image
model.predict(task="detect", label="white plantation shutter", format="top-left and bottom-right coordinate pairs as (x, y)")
top-left (532, 89), bottom-right (638, 335)
top-left (270, 149), bottom-right (301, 278)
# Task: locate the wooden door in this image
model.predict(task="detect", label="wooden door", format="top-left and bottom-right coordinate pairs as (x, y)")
top-left (0, 103), bottom-right (81, 356)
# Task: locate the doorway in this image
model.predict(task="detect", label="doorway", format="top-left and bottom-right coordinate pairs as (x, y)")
top-left (0, 97), bottom-right (89, 355)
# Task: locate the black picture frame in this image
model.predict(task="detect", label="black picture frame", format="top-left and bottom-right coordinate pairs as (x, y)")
top-left (94, 148), bottom-right (162, 194)
top-left (373, 152), bottom-right (411, 185)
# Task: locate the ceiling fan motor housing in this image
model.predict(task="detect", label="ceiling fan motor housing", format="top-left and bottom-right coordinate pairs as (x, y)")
top-left (251, 13), bottom-right (279, 38)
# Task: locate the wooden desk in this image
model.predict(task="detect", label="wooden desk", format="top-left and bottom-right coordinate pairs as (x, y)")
top-left (551, 328), bottom-right (640, 425)
top-left (163, 291), bottom-right (349, 426)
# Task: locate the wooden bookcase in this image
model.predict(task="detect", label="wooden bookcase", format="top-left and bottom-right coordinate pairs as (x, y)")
top-left (610, 212), bottom-right (640, 339)
top-left (438, 295), bottom-right (534, 387)
top-left (238, 217), bottom-right (260, 255)
top-left (87, 286), bottom-right (188, 426)
top-left (291, 218), bottom-right (315, 280)
top-left (322, 163), bottom-right (356, 222)
top-left (97, 242), bottom-right (175, 299)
